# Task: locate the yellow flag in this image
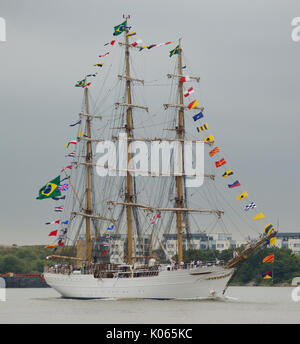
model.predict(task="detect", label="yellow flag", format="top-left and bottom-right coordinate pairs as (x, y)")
top-left (203, 135), bottom-right (215, 144)
top-left (237, 192), bottom-right (248, 201)
top-left (264, 274), bottom-right (272, 279)
top-left (269, 237), bottom-right (276, 246)
top-left (78, 131), bottom-right (84, 137)
top-left (253, 212), bottom-right (265, 221)
top-left (222, 170), bottom-right (233, 178)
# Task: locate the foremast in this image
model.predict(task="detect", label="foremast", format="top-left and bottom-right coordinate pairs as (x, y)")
top-left (84, 87), bottom-right (93, 264)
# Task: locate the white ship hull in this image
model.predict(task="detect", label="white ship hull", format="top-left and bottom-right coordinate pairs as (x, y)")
top-left (44, 266), bottom-right (234, 299)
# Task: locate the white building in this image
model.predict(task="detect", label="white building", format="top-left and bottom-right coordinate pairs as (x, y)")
top-left (275, 233), bottom-right (300, 254)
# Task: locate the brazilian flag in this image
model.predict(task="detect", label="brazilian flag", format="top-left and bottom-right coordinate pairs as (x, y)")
top-left (113, 21), bottom-right (126, 36)
top-left (169, 45), bottom-right (179, 57)
top-left (37, 176), bottom-right (61, 200)
top-left (75, 79), bottom-right (86, 88)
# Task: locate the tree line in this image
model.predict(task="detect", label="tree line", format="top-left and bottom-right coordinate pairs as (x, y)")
top-left (0, 245), bottom-right (299, 285)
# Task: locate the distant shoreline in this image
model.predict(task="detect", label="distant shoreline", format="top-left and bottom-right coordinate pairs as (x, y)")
top-left (1, 275), bottom-right (50, 288)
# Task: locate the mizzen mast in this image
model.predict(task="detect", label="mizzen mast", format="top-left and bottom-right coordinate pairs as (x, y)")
top-left (84, 87), bottom-right (93, 263)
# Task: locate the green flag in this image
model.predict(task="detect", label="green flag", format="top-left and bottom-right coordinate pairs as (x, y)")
top-left (113, 21), bottom-right (126, 36)
top-left (75, 79), bottom-right (86, 88)
top-left (169, 45), bottom-right (179, 57)
top-left (37, 176), bottom-right (61, 200)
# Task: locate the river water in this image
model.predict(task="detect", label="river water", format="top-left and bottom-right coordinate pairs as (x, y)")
top-left (0, 286), bottom-right (299, 324)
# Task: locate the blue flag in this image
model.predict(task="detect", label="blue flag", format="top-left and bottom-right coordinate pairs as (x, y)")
top-left (69, 120), bottom-right (81, 127)
top-left (52, 195), bottom-right (66, 201)
top-left (193, 112), bottom-right (204, 121)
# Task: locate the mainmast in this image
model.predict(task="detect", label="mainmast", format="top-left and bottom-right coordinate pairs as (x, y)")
top-left (84, 87), bottom-right (93, 263)
top-left (176, 38), bottom-right (184, 265)
top-left (124, 16), bottom-right (134, 265)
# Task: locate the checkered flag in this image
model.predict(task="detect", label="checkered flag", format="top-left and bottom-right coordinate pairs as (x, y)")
top-left (244, 202), bottom-right (256, 211)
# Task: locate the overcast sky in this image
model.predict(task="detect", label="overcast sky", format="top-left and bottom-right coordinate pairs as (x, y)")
top-left (0, 0), bottom-right (299, 245)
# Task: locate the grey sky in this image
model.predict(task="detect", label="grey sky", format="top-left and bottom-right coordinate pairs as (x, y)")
top-left (0, 0), bottom-right (299, 245)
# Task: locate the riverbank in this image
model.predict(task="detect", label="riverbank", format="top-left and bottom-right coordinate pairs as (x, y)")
top-left (1, 275), bottom-right (49, 288)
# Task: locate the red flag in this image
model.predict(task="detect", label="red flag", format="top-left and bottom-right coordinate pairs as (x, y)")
top-left (61, 165), bottom-right (72, 173)
top-left (98, 52), bottom-right (110, 58)
top-left (180, 76), bottom-right (190, 83)
top-left (215, 158), bottom-right (226, 167)
top-left (82, 82), bottom-right (91, 88)
top-left (48, 230), bottom-right (58, 237)
top-left (58, 242), bottom-right (64, 247)
top-left (131, 39), bottom-right (142, 47)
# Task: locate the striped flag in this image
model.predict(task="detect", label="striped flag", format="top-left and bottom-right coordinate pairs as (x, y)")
top-left (54, 206), bottom-right (63, 213)
top-left (228, 180), bottom-right (241, 188)
top-left (264, 223), bottom-right (274, 236)
top-left (262, 254), bottom-right (274, 263)
top-left (197, 123), bottom-right (209, 132)
top-left (209, 147), bottom-right (220, 157)
top-left (126, 32), bottom-right (136, 37)
top-left (184, 87), bottom-right (194, 97)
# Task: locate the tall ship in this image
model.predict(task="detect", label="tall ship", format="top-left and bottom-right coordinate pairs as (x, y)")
top-left (38, 16), bottom-right (277, 299)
